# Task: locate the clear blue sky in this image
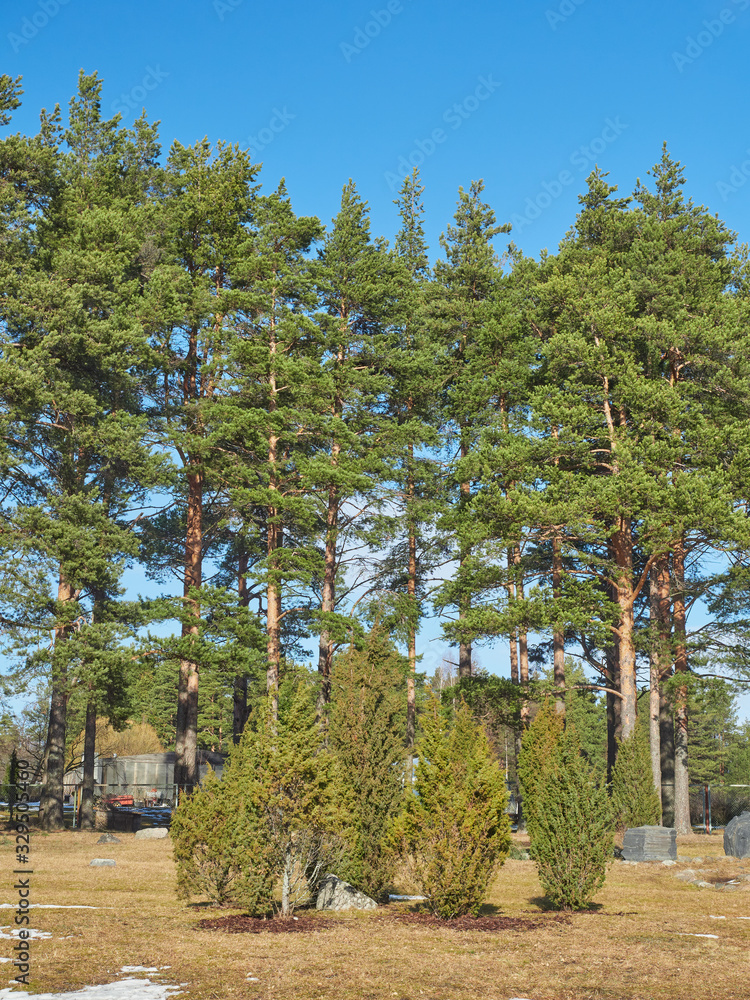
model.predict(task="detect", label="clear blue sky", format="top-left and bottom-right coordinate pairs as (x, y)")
top-left (4, 0), bottom-right (750, 716)
top-left (4, 0), bottom-right (750, 259)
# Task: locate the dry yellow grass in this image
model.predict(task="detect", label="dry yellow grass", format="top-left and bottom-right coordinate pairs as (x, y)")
top-left (2, 829), bottom-right (750, 1000)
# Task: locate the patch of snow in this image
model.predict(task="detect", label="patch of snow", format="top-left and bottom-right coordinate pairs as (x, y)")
top-left (0, 978), bottom-right (183, 1000)
top-left (0, 927), bottom-right (52, 940)
top-left (0, 905), bottom-right (99, 910)
top-left (388, 894), bottom-right (427, 901)
top-left (677, 932), bottom-right (719, 939)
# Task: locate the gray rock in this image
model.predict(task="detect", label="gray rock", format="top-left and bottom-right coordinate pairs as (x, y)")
top-left (674, 869), bottom-right (698, 881)
top-left (97, 833), bottom-right (121, 844)
top-left (661, 859), bottom-right (677, 867)
top-left (90, 859), bottom-right (116, 867)
top-left (724, 812), bottom-right (750, 859)
top-left (696, 880), bottom-right (713, 888)
top-left (692, 857), bottom-right (704, 864)
top-left (316, 874), bottom-right (377, 912)
top-left (134, 827), bottom-right (169, 840)
top-left (622, 826), bottom-right (677, 862)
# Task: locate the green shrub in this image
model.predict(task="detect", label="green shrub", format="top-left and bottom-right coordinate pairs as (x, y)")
top-left (517, 700), bottom-right (565, 838)
top-left (170, 680), bottom-right (347, 916)
top-left (526, 722), bottom-right (614, 911)
top-left (169, 766), bottom-right (274, 912)
top-left (328, 628), bottom-right (407, 900)
top-left (394, 699), bottom-right (510, 919)
top-left (611, 727), bottom-right (661, 829)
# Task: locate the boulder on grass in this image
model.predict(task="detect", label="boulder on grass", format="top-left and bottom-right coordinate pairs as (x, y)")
top-left (724, 812), bottom-right (750, 859)
top-left (134, 826), bottom-right (169, 840)
top-left (622, 825), bottom-right (676, 862)
top-left (97, 833), bottom-right (121, 844)
top-left (316, 874), bottom-right (377, 911)
top-left (90, 859), bottom-right (116, 866)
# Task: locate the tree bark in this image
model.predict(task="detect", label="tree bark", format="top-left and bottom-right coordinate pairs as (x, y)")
top-left (176, 465), bottom-right (202, 793)
top-left (406, 443), bottom-right (417, 746)
top-left (673, 537), bottom-right (691, 834)
top-left (606, 639), bottom-right (621, 784)
top-left (552, 533), bottom-right (565, 716)
top-left (41, 572), bottom-right (76, 831)
top-left (649, 555), bottom-right (670, 820)
top-left (612, 515), bottom-right (637, 738)
top-left (458, 439), bottom-right (472, 679)
top-left (317, 480), bottom-right (338, 710)
top-left (232, 550), bottom-right (251, 745)
top-left (79, 696), bottom-right (97, 830)
top-left (507, 548), bottom-right (519, 684)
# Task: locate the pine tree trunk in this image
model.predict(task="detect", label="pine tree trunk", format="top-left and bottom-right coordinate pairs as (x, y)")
top-left (458, 439), bottom-right (472, 679)
top-left (660, 687), bottom-right (676, 828)
top-left (606, 638), bottom-right (621, 785)
top-left (673, 537), bottom-right (691, 834)
top-left (612, 515), bottom-right (637, 738)
top-left (41, 572), bottom-right (75, 831)
top-left (407, 446), bottom-right (417, 746)
top-left (266, 315), bottom-right (282, 718)
top-left (79, 697), bottom-right (97, 830)
top-left (176, 466), bottom-right (202, 793)
top-left (318, 479), bottom-right (338, 710)
top-left (233, 551), bottom-right (250, 744)
top-left (552, 534), bottom-right (565, 716)
top-left (649, 556), bottom-right (670, 820)
top-left (507, 548), bottom-right (519, 684)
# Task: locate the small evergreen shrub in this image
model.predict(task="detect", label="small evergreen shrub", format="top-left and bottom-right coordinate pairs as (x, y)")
top-left (517, 700), bottom-right (565, 838)
top-left (394, 699), bottom-right (510, 919)
top-left (611, 727), bottom-right (661, 830)
top-left (525, 722), bottom-right (614, 911)
top-left (169, 766), bottom-right (274, 912)
top-left (328, 628), bottom-right (407, 900)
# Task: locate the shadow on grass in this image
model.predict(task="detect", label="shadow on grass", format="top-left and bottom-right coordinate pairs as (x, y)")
top-left (528, 896), bottom-right (604, 913)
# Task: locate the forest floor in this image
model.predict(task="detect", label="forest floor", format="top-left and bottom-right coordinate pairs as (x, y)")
top-left (1, 829), bottom-right (749, 1000)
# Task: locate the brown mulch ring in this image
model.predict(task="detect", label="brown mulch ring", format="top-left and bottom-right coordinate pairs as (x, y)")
top-left (197, 914), bottom-right (338, 933)
top-left (387, 912), bottom-right (572, 931)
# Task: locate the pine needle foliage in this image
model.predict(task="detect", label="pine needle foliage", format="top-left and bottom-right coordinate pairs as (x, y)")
top-left (169, 765), bottom-right (274, 911)
top-left (524, 721), bottom-right (614, 911)
top-left (229, 679), bottom-right (349, 916)
top-left (394, 698), bottom-right (510, 919)
top-left (517, 700), bottom-right (565, 838)
top-left (328, 629), bottom-right (407, 899)
top-left (611, 727), bottom-right (662, 830)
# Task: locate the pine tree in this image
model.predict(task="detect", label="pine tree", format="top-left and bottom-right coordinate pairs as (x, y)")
top-left (0, 72), bottom-right (161, 829)
top-left (394, 698), bottom-right (510, 918)
top-left (313, 180), bottom-right (398, 706)
top-left (431, 181), bottom-right (511, 681)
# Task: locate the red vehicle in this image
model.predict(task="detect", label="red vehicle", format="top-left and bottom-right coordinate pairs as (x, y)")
top-left (103, 794), bottom-right (135, 808)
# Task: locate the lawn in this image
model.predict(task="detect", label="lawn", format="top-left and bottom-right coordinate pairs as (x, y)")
top-left (2, 830), bottom-right (749, 1000)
